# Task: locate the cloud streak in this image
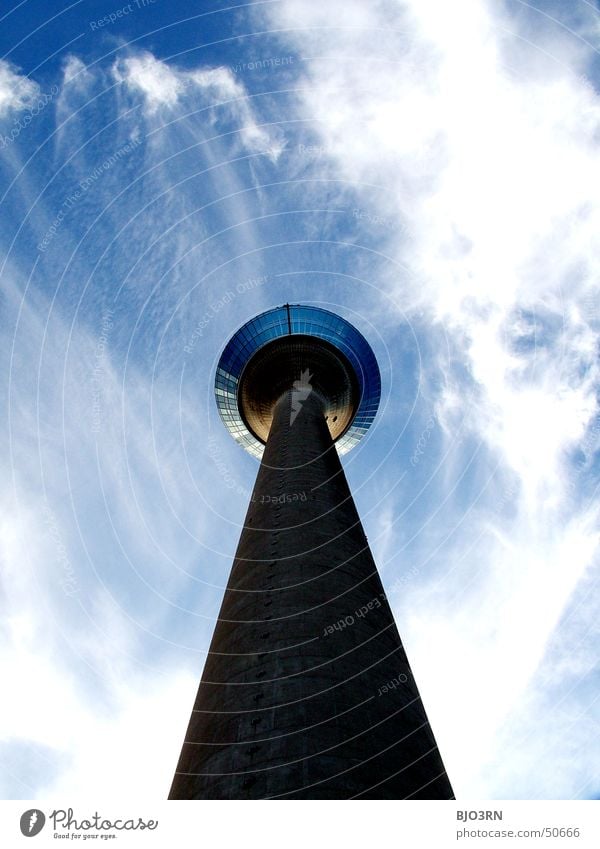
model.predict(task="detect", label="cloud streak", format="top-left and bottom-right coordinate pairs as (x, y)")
top-left (112, 51), bottom-right (285, 160)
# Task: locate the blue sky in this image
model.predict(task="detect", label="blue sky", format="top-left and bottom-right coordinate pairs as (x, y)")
top-left (0, 0), bottom-right (599, 800)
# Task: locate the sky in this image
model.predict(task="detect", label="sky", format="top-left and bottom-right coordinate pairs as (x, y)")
top-left (0, 0), bottom-right (599, 801)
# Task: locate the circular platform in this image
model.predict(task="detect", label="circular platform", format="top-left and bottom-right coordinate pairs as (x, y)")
top-left (214, 305), bottom-right (381, 458)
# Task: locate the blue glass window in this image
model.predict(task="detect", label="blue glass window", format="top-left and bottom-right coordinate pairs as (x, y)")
top-left (214, 305), bottom-right (380, 457)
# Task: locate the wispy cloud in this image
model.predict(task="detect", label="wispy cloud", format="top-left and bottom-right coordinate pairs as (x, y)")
top-left (112, 50), bottom-right (285, 160)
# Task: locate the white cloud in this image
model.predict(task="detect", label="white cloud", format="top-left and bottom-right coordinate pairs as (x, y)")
top-left (0, 60), bottom-right (39, 116)
top-left (371, 500), bottom-right (396, 574)
top-left (0, 270), bottom-right (213, 799)
top-left (62, 55), bottom-right (92, 88)
top-left (113, 52), bottom-right (184, 111)
top-left (0, 602), bottom-right (195, 799)
top-left (112, 51), bottom-right (285, 160)
top-left (407, 509), bottom-right (599, 796)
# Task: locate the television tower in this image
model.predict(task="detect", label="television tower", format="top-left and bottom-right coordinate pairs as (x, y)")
top-left (170, 304), bottom-right (453, 799)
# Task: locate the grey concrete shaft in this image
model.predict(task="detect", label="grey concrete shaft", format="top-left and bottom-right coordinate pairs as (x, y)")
top-left (169, 389), bottom-right (453, 799)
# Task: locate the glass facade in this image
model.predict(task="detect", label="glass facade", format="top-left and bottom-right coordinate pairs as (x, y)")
top-left (215, 305), bottom-right (381, 457)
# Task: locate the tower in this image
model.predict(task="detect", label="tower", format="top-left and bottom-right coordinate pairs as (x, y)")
top-left (170, 304), bottom-right (453, 799)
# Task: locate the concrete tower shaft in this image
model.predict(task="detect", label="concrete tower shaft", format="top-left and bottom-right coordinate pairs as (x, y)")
top-left (169, 387), bottom-right (454, 799)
